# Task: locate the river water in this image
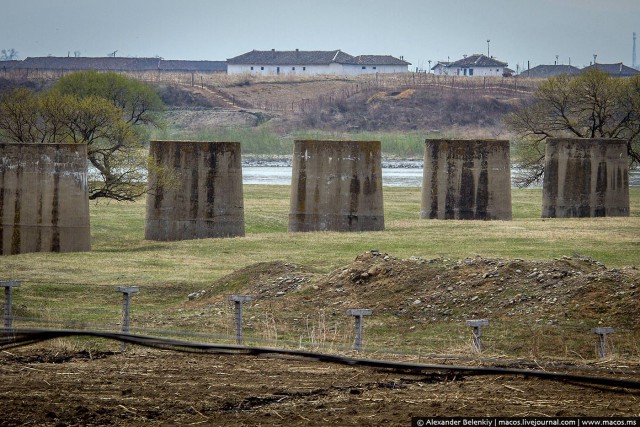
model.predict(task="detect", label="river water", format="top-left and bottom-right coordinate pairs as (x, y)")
top-left (242, 160), bottom-right (640, 187)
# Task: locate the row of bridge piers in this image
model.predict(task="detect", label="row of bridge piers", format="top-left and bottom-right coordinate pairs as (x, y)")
top-left (0, 138), bottom-right (630, 254)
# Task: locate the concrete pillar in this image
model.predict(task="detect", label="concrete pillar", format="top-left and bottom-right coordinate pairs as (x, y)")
top-left (542, 138), bottom-right (629, 218)
top-left (116, 286), bottom-right (139, 352)
top-left (466, 319), bottom-right (489, 353)
top-left (421, 139), bottom-right (512, 220)
top-left (0, 143), bottom-right (91, 255)
top-left (229, 295), bottom-right (252, 345)
top-left (145, 140), bottom-right (245, 241)
top-left (347, 309), bottom-right (373, 352)
top-left (288, 140), bottom-right (384, 232)
top-left (592, 327), bottom-right (614, 359)
top-left (2, 281), bottom-right (20, 332)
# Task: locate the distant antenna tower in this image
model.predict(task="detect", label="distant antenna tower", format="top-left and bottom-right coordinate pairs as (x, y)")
top-left (633, 32), bottom-right (637, 69)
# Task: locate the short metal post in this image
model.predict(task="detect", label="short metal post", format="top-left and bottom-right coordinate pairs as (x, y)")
top-left (347, 309), bottom-right (373, 352)
top-left (229, 295), bottom-right (252, 345)
top-left (116, 286), bottom-right (139, 352)
top-left (2, 281), bottom-right (21, 333)
top-left (592, 327), bottom-right (614, 359)
top-left (467, 319), bottom-right (489, 353)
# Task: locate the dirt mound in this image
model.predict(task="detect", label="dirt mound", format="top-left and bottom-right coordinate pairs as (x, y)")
top-left (191, 261), bottom-right (318, 303)
top-left (192, 252), bottom-right (640, 328)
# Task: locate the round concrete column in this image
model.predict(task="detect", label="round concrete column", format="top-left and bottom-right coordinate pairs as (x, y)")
top-left (288, 140), bottom-right (384, 232)
top-left (0, 143), bottom-right (91, 255)
top-left (421, 139), bottom-right (512, 220)
top-left (542, 138), bottom-right (629, 218)
top-left (145, 140), bottom-right (245, 240)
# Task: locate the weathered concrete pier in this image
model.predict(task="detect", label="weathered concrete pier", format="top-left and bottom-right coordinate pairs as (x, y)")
top-left (421, 139), bottom-right (512, 220)
top-left (0, 143), bottom-right (91, 255)
top-left (542, 138), bottom-right (629, 218)
top-left (145, 140), bottom-right (245, 240)
top-left (288, 140), bottom-right (384, 232)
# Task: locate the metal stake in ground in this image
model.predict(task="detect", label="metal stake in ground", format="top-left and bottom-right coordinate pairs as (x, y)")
top-left (347, 309), bottom-right (373, 352)
top-left (592, 327), bottom-right (614, 359)
top-left (229, 295), bottom-right (252, 345)
top-left (116, 286), bottom-right (139, 352)
top-left (2, 281), bottom-right (21, 333)
top-left (466, 319), bottom-right (489, 353)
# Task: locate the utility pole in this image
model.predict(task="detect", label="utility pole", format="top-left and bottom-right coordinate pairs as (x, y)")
top-left (633, 32), bottom-right (637, 69)
top-left (487, 39), bottom-right (490, 57)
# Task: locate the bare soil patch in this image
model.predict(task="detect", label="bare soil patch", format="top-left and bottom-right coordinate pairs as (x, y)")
top-left (1, 349), bottom-right (639, 426)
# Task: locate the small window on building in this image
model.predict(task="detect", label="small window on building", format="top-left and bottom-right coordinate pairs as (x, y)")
top-left (250, 66), bottom-right (254, 70)
top-left (303, 67), bottom-right (306, 71)
top-left (373, 66), bottom-right (377, 70)
top-left (469, 68), bottom-right (473, 76)
top-left (261, 66), bottom-right (264, 71)
top-left (362, 66), bottom-right (367, 69)
top-left (292, 67), bottom-right (295, 70)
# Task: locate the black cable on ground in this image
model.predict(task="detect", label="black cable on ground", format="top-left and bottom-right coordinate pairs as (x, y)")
top-left (2, 328), bottom-right (640, 391)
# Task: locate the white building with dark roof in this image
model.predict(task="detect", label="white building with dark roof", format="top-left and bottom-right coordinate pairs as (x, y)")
top-left (226, 49), bottom-right (410, 75)
top-left (432, 54), bottom-right (508, 76)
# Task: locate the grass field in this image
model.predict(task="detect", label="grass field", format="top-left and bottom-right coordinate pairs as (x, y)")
top-left (2, 186), bottom-right (639, 357)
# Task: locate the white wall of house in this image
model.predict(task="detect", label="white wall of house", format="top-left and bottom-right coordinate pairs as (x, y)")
top-left (342, 64), bottom-right (407, 75)
top-left (432, 65), bottom-right (449, 75)
top-left (227, 63), bottom-right (338, 75)
top-left (448, 66), bottom-right (505, 76)
top-left (227, 63), bottom-right (406, 76)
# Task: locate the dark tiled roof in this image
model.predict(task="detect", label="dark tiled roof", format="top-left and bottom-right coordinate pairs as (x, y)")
top-left (0, 60), bottom-right (20, 70)
top-left (5, 57), bottom-right (227, 73)
top-left (520, 64), bottom-right (581, 78)
top-left (448, 54), bottom-right (508, 68)
top-left (159, 60), bottom-right (226, 72)
top-left (227, 50), bottom-right (409, 66)
top-left (22, 57), bottom-right (162, 71)
top-left (227, 49), bottom-right (354, 65)
top-left (582, 63), bottom-right (640, 77)
top-left (431, 61), bottom-right (450, 70)
top-left (352, 55), bottom-right (411, 66)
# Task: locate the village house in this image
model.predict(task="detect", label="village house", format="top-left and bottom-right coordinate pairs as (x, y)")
top-left (226, 49), bottom-right (410, 76)
top-left (581, 62), bottom-right (640, 77)
top-left (519, 64), bottom-right (581, 78)
top-left (430, 61), bottom-right (450, 75)
top-left (1, 57), bottom-right (227, 74)
top-left (431, 54), bottom-right (508, 76)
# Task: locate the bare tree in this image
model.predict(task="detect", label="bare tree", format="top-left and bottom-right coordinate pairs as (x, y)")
top-left (506, 69), bottom-right (640, 187)
top-left (0, 48), bottom-right (19, 60)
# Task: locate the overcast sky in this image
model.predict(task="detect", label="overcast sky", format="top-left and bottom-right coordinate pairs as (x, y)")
top-left (2, 0), bottom-right (639, 71)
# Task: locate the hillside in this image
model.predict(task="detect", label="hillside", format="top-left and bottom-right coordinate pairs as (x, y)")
top-left (0, 75), bottom-right (531, 136)
top-left (155, 79), bottom-right (531, 135)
